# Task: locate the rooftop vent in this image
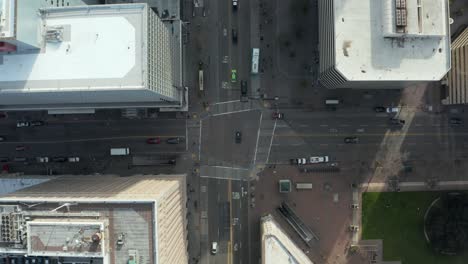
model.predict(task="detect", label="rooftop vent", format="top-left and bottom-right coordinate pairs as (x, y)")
top-left (395, 0), bottom-right (407, 33)
top-left (45, 26), bottom-right (64, 43)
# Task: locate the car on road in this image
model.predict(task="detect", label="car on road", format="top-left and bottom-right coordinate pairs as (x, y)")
top-left (68, 157), bottom-right (80, 162)
top-left (13, 157), bottom-right (27, 162)
top-left (166, 137), bottom-right (181, 144)
top-left (231, 69), bottom-right (237, 83)
top-left (344, 137), bottom-right (359, 144)
top-left (52, 157), bottom-right (67, 163)
top-left (241, 80), bottom-right (247, 96)
top-left (0, 136), bottom-right (5, 141)
top-left (211, 242), bottom-right (218, 254)
top-left (36, 157), bottom-right (49, 163)
top-left (389, 118), bottom-right (405, 125)
top-left (386, 107), bottom-right (399, 113)
top-left (450, 118), bottom-right (463, 125)
top-left (232, 0), bottom-right (238, 9)
top-left (310, 156), bottom-right (329, 164)
top-left (15, 146), bottom-right (26, 151)
top-left (374, 106), bottom-right (386, 112)
top-left (272, 112), bottom-right (284, 119)
top-left (290, 158), bottom-right (307, 165)
top-left (16, 121), bottom-right (30, 127)
top-left (0, 112), bottom-right (7, 119)
top-left (235, 131), bottom-right (242, 144)
top-left (30, 120), bottom-right (45, 126)
top-left (146, 137), bottom-right (161, 144)
top-left (0, 157), bottom-right (9, 162)
top-left (232, 29), bottom-right (238, 43)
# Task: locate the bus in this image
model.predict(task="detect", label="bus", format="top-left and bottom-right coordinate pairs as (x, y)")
top-left (251, 48), bottom-right (260, 74)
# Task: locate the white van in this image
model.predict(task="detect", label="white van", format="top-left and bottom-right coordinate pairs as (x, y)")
top-left (296, 183), bottom-right (313, 190)
top-left (325, 99), bottom-right (340, 105)
top-left (110, 148), bottom-right (130, 156)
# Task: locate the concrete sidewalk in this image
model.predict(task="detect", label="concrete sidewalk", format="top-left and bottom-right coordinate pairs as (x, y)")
top-left (362, 180), bottom-right (468, 192)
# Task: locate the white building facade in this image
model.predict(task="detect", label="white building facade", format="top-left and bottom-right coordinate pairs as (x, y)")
top-left (318, 0), bottom-right (451, 89)
top-left (0, 0), bottom-right (184, 112)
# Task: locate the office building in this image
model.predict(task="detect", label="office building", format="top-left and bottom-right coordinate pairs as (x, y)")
top-left (0, 174), bottom-right (188, 264)
top-left (0, 0), bottom-right (184, 113)
top-left (318, 0), bottom-right (451, 89)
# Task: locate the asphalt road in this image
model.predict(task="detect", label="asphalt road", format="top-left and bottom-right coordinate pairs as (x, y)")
top-left (0, 116), bottom-right (187, 174)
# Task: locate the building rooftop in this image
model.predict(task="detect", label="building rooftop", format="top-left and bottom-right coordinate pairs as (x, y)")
top-left (0, 3), bottom-right (147, 92)
top-left (261, 215), bottom-right (313, 264)
top-left (334, 0), bottom-right (450, 81)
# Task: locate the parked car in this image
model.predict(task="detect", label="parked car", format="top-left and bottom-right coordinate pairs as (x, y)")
top-left (15, 146), bottom-right (26, 151)
top-left (52, 157), bottom-right (67, 162)
top-left (166, 137), bottom-right (181, 144)
top-left (450, 118), bottom-right (463, 125)
top-left (272, 112), bottom-right (284, 119)
top-left (241, 80), bottom-right (247, 96)
top-left (0, 112), bottom-right (7, 118)
top-left (16, 121), bottom-right (30, 127)
top-left (0, 157), bottom-right (9, 162)
top-left (68, 157), bottom-right (80, 162)
top-left (344, 137), bottom-right (359, 144)
top-left (231, 69), bottom-right (237, 83)
top-left (0, 136), bottom-right (5, 141)
top-left (374, 106), bottom-right (386, 112)
top-left (146, 137), bottom-right (161, 144)
top-left (36, 157), bottom-right (49, 163)
top-left (309, 156), bottom-right (329, 164)
top-left (30, 120), bottom-right (45, 126)
top-left (235, 131), bottom-right (242, 144)
top-left (232, 29), bottom-right (238, 43)
top-left (290, 158), bottom-right (307, 165)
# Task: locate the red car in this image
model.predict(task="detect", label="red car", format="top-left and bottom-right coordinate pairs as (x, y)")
top-left (272, 112), bottom-right (284, 119)
top-left (146, 138), bottom-right (161, 144)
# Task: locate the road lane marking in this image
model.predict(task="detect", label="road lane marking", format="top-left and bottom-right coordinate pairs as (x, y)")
top-left (266, 117), bottom-right (277, 164)
top-left (253, 113), bottom-right (263, 164)
top-left (274, 132), bottom-right (468, 137)
top-left (212, 109), bottom-right (256, 117)
top-left (228, 180), bottom-right (233, 264)
top-left (199, 120), bottom-right (202, 160)
top-left (0, 135), bottom-right (186, 144)
top-left (320, 124), bottom-right (328, 127)
top-left (213, 99), bottom-right (240, 105)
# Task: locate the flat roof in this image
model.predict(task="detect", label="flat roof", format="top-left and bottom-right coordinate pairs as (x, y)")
top-left (28, 221), bottom-right (105, 257)
top-left (334, 0), bottom-right (451, 81)
top-left (0, 0), bottom-right (15, 38)
top-left (0, 4), bottom-right (147, 91)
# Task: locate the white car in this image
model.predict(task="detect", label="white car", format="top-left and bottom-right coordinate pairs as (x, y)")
top-left (309, 156), bottom-right (329, 164)
top-left (37, 157), bottom-right (49, 163)
top-left (386, 107), bottom-right (399, 113)
top-left (16, 121), bottom-right (30, 127)
top-left (290, 158), bottom-right (307, 165)
top-left (232, 0), bottom-right (238, 8)
top-left (68, 157), bottom-right (80, 162)
top-left (211, 242), bottom-right (218, 254)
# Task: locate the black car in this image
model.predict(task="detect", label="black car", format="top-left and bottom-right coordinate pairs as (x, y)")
top-left (241, 81), bottom-right (247, 96)
top-left (30, 120), bottom-right (45, 126)
top-left (374, 106), bottom-right (386, 112)
top-left (166, 137), bottom-right (181, 144)
top-left (389, 118), bottom-right (405, 125)
top-left (232, 29), bottom-right (238, 44)
top-left (0, 157), bottom-right (9, 162)
top-left (450, 118), bottom-right (463, 125)
top-left (235, 131), bottom-right (242, 144)
top-left (344, 137), bottom-right (359, 144)
top-left (52, 157), bottom-right (67, 162)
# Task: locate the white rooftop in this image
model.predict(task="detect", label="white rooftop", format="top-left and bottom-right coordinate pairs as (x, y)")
top-left (0, 4), bottom-right (146, 91)
top-left (0, 0), bottom-right (15, 38)
top-left (334, 0), bottom-right (451, 81)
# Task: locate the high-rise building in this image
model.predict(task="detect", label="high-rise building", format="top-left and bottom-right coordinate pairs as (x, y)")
top-left (443, 27), bottom-right (468, 105)
top-left (318, 0), bottom-right (451, 89)
top-left (0, 174), bottom-right (188, 264)
top-left (0, 0), bottom-right (184, 113)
